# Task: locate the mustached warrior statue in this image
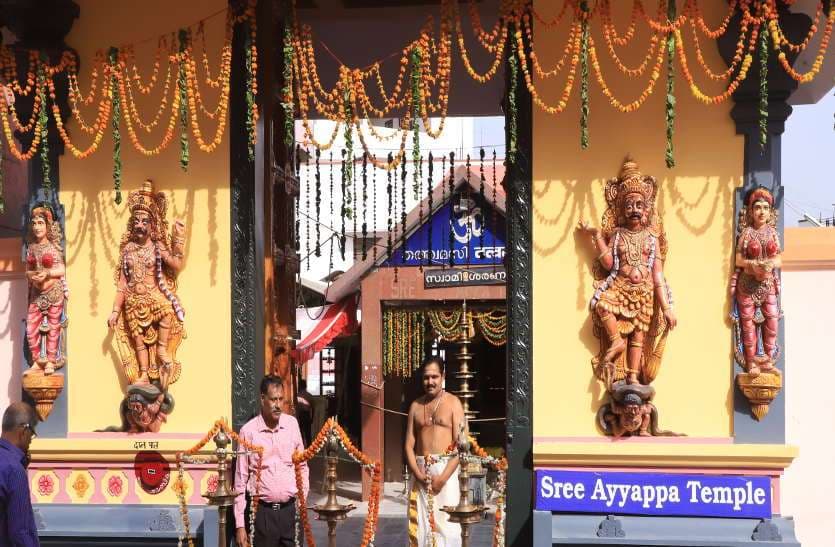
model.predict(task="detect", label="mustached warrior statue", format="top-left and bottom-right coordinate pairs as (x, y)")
top-left (106, 180), bottom-right (185, 432)
top-left (577, 157), bottom-right (680, 437)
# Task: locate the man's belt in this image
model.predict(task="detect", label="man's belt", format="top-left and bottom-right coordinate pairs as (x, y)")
top-left (259, 497), bottom-right (296, 510)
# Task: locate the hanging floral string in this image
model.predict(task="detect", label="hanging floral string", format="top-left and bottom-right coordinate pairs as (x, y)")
top-left (507, 41), bottom-right (518, 165)
top-left (352, 151), bottom-right (357, 246)
top-left (1, 0), bottom-right (832, 173)
top-left (759, 10), bottom-right (769, 151)
top-left (245, 12), bottom-right (258, 162)
top-left (314, 147), bottom-right (321, 257)
top-left (491, 149), bottom-right (498, 270)
top-left (478, 148), bottom-right (486, 251)
top-left (383, 309), bottom-right (426, 377)
top-left (340, 147), bottom-right (347, 260)
top-left (448, 151), bottom-right (455, 267)
top-left (386, 152), bottom-right (393, 260)
top-left (178, 30), bottom-right (190, 172)
top-left (109, 47), bottom-right (123, 204)
top-left (304, 145), bottom-right (310, 266)
top-left (411, 46), bottom-right (422, 204)
top-left (37, 59), bottom-right (52, 192)
top-left (372, 154), bottom-right (378, 262)
top-left (426, 151), bottom-right (434, 268)
top-left (282, 21), bottom-right (295, 148)
top-left (294, 146), bottom-right (302, 254)
top-left (665, 0), bottom-right (677, 168)
top-left (417, 155), bottom-right (424, 272)
top-left (361, 152), bottom-right (368, 261)
top-left (579, 1), bottom-right (590, 150)
top-left (399, 145), bottom-right (407, 263)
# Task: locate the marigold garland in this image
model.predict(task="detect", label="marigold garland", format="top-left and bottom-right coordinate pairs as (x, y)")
top-left (441, 435), bottom-right (508, 547)
top-left (0, 1), bottom-right (256, 189)
top-left (292, 418), bottom-right (382, 547)
top-left (175, 418), bottom-right (264, 547)
top-left (0, 0), bottom-right (831, 173)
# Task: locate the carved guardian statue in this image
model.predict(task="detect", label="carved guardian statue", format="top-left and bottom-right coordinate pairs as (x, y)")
top-left (107, 180), bottom-right (186, 432)
top-left (578, 157), bottom-right (680, 437)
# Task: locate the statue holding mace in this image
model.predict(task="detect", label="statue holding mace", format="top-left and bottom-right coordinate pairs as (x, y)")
top-left (577, 157), bottom-right (680, 437)
top-left (107, 180), bottom-right (186, 432)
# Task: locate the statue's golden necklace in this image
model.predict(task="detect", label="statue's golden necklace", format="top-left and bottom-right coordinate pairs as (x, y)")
top-left (621, 229), bottom-right (648, 267)
top-left (126, 242), bottom-right (156, 286)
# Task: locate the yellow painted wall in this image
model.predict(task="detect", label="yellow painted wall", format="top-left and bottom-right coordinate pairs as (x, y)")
top-left (532, 1), bottom-right (741, 438)
top-left (60, 0), bottom-right (231, 433)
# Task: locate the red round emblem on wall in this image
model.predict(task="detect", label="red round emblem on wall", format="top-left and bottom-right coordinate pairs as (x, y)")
top-left (133, 451), bottom-right (171, 494)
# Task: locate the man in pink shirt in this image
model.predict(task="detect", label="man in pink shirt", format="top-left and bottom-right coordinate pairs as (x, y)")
top-left (234, 376), bottom-right (309, 546)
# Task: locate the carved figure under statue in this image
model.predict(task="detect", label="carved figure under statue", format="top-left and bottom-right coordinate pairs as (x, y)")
top-left (105, 180), bottom-right (186, 432)
top-left (730, 186), bottom-right (783, 420)
top-left (578, 157), bottom-right (681, 437)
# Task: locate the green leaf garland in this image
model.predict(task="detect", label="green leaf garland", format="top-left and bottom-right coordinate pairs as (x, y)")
top-left (579, 2), bottom-right (590, 150)
top-left (665, 0), bottom-right (676, 168)
top-left (759, 20), bottom-right (769, 151)
top-left (109, 47), bottom-right (123, 204)
top-left (178, 29), bottom-right (190, 172)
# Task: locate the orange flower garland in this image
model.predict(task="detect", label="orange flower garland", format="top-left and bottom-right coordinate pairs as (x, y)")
top-left (292, 418), bottom-right (383, 547)
top-left (175, 418), bottom-right (264, 547)
top-left (441, 435), bottom-right (508, 547)
top-left (0, 0), bottom-right (831, 174)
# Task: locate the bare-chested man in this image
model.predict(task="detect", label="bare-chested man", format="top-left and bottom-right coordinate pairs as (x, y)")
top-left (405, 357), bottom-right (465, 547)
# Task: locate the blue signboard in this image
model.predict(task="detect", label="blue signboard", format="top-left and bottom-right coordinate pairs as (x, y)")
top-left (384, 198), bottom-right (505, 267)
top-left (535, 470), bottom-right (772, 519)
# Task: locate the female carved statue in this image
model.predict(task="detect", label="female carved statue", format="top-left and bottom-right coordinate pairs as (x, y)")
top-left (731, 187), bottom-right (782, 376)
top-left (24, 206), bottom-right (67, 375)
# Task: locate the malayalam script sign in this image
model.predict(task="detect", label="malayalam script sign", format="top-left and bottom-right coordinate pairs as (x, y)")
top-left (535, 470), bottom-right (772, 519)
top-left (384, 200), bottom-right (505, 267)
top-left (424, 266), bottom-right (506, 288)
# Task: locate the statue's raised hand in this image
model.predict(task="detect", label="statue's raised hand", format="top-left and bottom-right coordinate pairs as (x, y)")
top-left (172, 219), bottom-right (186, 238)
top-left (576, 220), bottom-right (598, 236)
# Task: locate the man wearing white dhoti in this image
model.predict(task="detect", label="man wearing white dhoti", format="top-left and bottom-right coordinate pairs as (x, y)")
top-left (405, 358), bottom-right (466, 547)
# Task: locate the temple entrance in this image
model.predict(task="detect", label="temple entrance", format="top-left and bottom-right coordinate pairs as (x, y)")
top-left (384, 302), bottom-right (508, 482)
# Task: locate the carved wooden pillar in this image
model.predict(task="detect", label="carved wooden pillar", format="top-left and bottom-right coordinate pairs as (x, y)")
top-left (230, 0), bottom-right (265, 431)
top-left (269, 3), bottom-right (300, 414)
top-left (718, 4), bottom-right (812, 443)
top-left (503, 19), bottom-right (534, 547)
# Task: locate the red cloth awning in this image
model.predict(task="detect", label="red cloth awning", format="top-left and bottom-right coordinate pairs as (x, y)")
top-left (292, 294), bottom-right (358, 363)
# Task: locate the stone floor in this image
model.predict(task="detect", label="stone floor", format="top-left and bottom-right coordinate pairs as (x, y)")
top-left (304, 471), bottom-right (496, 546)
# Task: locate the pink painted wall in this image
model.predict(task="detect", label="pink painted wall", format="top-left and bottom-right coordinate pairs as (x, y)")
top-left (780, 227), bottom-right (835, 546)
top-left (0, 269), bottom-right (26, 410)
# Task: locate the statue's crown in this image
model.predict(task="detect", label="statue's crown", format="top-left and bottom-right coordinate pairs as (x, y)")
top-left (616, 156), bottom-right (653, 203)
top-left (128, 180), bottom-right (159, 216)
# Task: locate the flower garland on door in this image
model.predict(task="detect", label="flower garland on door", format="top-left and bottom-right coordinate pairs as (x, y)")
top-left (383, 309), bottom-right (427, 378)
top-left (292, 418), bottom-right (382, 547)
top-left (426, 309), bottom-right (508, 346)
